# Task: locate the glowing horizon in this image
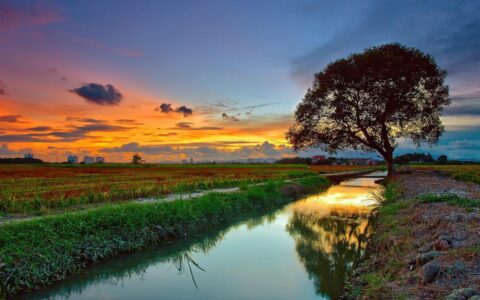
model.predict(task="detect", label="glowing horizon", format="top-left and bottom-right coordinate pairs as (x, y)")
top-left (1, 1), bottom-right (479, 162)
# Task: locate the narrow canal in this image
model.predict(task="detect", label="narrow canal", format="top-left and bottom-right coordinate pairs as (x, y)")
top-left (21, 171), bottom-right (385, 300)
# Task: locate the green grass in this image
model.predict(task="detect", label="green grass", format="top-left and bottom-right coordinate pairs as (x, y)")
top-left (417, 193), bottom-right (480, 207)
top-left (361, 273), bottom-right (386, 294)
top-left (345, 182), bottom-right (409, 299)
top-left (0, 175), bottom-right (330, 297)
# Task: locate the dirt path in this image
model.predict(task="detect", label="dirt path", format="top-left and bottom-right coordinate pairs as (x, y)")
top-left (350, 170), bottom-right (480, 299)
top-left (136, 187), bottom-right (240, 203)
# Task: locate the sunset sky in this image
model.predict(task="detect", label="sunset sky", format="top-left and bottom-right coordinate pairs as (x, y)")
top-left (1, 0), bottom-right (479, 162)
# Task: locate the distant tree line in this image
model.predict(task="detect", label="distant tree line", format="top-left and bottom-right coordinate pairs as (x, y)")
top-left (275, 156), bottom-right (377, 165)
top-left (275, 157), bottom-right (312, 164)
top-left (0, 157), bottom-right (44, 164)
top-left (394, 152), bottom-right (477, 165)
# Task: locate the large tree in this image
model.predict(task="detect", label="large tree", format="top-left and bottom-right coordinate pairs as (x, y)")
top-left (287, 44), bottom-right (450, 176)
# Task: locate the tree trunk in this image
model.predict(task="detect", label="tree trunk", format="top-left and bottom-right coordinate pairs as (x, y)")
top-left (385, 151), bottom-right (395, 177)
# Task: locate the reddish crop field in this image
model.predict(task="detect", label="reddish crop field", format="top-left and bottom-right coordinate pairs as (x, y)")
top-left (0, 163), bottom-right (311, 214)
top-left (0, 163), bottom-right (380, 215)
top-left (309, 164), bottom-right (378, 174)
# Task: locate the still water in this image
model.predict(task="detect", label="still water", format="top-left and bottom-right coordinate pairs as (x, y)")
top-left (22, 172), bottom-right (384, 300)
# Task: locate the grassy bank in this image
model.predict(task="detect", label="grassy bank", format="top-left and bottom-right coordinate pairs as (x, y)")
top-left (0, 175), bottom-right (330, 297)
top-left (345, 182), bottom-right (407, 298)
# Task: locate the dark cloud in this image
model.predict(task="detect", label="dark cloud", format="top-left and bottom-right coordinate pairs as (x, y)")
top-left (158, 132), bottom-right (178, 137)
top-left (26, 126), bottom-right (52, 132)
top-left (222, 112), bottom-right (240, 122)
top-left (155, 103), bottom-right (193, 117)
top-left (0, 134), bottom-right (47, 142)
top-left (0, 81), bottom-right (6, 95)
top-left (451, 91), bottom-right (480, 102)
top-left (48, 124), bottom-right (129, 141)
top-left (443, 91), bottom-right (480, 116)
top-left (65, 117), bottom-right (106, 124)
top-left (70, 83), bottom-right (123, 106)
top-left (175, 106), bottom-right (193, 117)
top-left (0, 122), bottom-right (130, 143)
top-left (175, 122), bottom-right (193, 129)
top-left (0, 115), bottom-right (21, 122)
top-left (291, 1), bottom-right (480, 83)
top-left (115, 119), bottom-right (144, 125)
top-left (155, 103), bottom-right (173, 113)
top-left (170, 122), bottom-right (222, 131)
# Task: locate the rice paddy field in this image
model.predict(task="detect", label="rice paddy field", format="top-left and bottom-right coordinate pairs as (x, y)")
top-left (0, 163), bottom-right (377, 215)
top-left (409, 164), bottom-right (480, 185)
top-left (309, 164), bottom-right (377, 174)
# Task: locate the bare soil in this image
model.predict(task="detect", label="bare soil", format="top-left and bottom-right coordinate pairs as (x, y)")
top-left (398, 168), bottom-right (480, 199)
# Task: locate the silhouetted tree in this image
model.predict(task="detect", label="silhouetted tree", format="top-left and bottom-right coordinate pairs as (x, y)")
top-left (287, 44), bottom-right (450, 176)
top-left (394, 152), bottom-right (434, 164)
top-left (131, 153), bottom-right (145, 164)
top-left (437, 154), bottom-right (448, 163)
top-left (275, 157), bottom-right (312, 164)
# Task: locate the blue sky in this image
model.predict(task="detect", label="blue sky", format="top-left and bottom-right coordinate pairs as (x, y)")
top-left (0, 0), bottom-right (479, 161)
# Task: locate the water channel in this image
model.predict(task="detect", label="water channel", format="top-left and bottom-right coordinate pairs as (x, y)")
top-left (21, 171), bottom-right (385, 300)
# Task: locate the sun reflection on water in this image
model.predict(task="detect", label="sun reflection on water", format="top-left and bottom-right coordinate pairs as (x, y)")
top-left (285, 176), bottom-right (381, 298)
top-left (291, 184), bottom-right (378, 216)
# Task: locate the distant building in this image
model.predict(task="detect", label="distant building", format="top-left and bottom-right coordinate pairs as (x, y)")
top-left (190, 157), bottom-right (194, 164)
top-left (311, 155), bottom-right (326, 164)
top-left (181, 159), bottom-right (188, 164)
top-left (84, 156), bottom-right (95, 164)
top-left (347, 158), bottom-right (369, 165)
top-left (95, 157), bottom-right (105, 163)
top-left (24, 153), bottom-right (34, 159)
top-left (67, 155), bottom-right (78, 164)
top-left (366, 159), bottom-right (378, 165)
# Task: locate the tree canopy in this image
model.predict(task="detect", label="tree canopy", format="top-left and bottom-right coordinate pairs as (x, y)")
top-left (131, 153), bottom-right (145, 164)
top-left (394, 152), bottom-right (434, 164)
top-left (287, 43), bottom-right (450, 175)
